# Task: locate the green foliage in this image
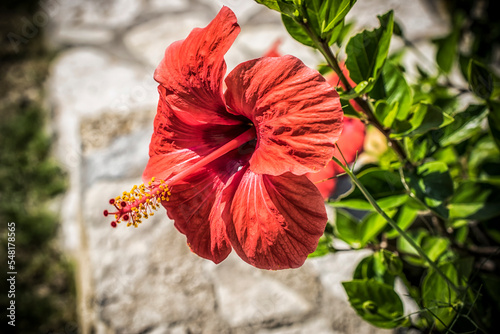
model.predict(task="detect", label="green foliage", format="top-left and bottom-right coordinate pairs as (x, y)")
top-left (345, 11), bottom-right (393, 95)
top-left (343, 280), bottom-right (408, 328)
top-left (279, 0), bottom-right (357, 47)
top-left (468, 59), bottom-right (493, 100)
top-left (255, 0), bottom-right (500, 332)
top-left (371, 60), bottom-right (412, 125)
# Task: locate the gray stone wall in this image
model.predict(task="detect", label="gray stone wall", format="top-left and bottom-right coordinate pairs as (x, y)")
top-left (46, 1), bottom-right (446, 333)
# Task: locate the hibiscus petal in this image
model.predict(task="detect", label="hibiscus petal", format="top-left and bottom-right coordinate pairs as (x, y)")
top-left (161, 169), bottom-right (232, 264)
top-left (154, 6), bottom-right (242, 126)
top-left (223, 167), bottom-right (327, 269)
top-left (224, 55), bottom-right (343, 176)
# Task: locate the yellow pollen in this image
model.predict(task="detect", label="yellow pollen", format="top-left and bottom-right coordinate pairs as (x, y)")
top-left (106, 177), bottom-right (170, 228)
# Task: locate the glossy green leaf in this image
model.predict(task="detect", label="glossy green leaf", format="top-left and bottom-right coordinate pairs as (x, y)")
top-left (345, 11), bottom-right (394, 91)
top-left (391, 103), bottom-right (454, 138)
top-left (468, 135), bottom-right (500, 179)
top-left (326, 19), bottom-right (346, 46)
top-left (335, 209), bottom-right (361, 248)
top-left (439, 105), bottom-right (488, 146)
top-left (371, 61), bottom-right (413, 122)
top-left (404, 135), bottom-right (429, 163)
top-left (385, 205), bottom-right (419, 239)
top-left (335, 20), bottom-right (354, 46)
top-left (278, 0), bottom-right (357, 47)
top-left (282, 14), bottom-right (315, 47)
top-left (374, 101), bottom-right (399, 128)
top-left (488, 100), bottom-right (500, 150)
top-left (255, 0), bottom-right (281, 11)
top-left (353, 252), bottom-right (396, 286)
top-left (343, 280), bottom-right (407, 328)
top-left (359, 211), bottom-right (391, 246)
top-left (329, 168), bottom-right (407, 211)
top-left (255, 0), bottom-right (296, 16)
top-left (449, 181), bottom-right (500, 221)
top-left (323, 0), bottom-right (357, 33)
top-left (404, 161), bottom-right (454, 218)
top-left (397, 230), bottom-right (450, 267)
top-left (468, 59), bottom-right (493, 100)
top-left (422, 263), bottom-right (460, 330)
top-left (434, 29), bottom-right (460, 73)
top-left (329, 194), bottom-right (407, 211)
top-left (334, 209), bottom-right (394, 249)
top-left (379, 249), bottom-right (403, 276)
top-left (341, 168), bottom-right (406, 200)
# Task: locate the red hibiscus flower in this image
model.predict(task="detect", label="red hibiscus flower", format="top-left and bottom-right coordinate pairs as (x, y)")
top-left (104, 7), bottom-right (343, 269)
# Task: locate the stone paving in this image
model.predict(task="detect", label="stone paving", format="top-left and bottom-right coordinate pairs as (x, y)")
top-left (45, 0), bottom-right (447, 333)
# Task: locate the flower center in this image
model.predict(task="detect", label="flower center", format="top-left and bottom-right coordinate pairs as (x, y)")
top-left (104, 127), bottom-right (256, 228)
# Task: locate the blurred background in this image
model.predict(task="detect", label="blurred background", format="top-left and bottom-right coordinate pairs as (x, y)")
top-left (1, 0), bottom-right (496, 333)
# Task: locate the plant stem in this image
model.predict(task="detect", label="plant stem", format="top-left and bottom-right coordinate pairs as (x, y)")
top-left (332, 154), bottom-right (461, 293)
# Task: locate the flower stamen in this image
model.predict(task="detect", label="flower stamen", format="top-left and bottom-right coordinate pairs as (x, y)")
top-left (104, 128), bottom-right (256, 229)
top-left (104, 177), bottom-right (170, 228)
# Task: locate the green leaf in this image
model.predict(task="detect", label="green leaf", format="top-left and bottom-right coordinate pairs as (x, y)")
top-left (323, 0), bottom-right (357, 33)
top-left (468, 135), bottom-right (500, 180)
top-left (422, 263), bottom-right (460, 330)
top-left (353, 252), bottom-right (396, 286)
top-left (439, 105), bottom-right (488, 146)
top-left (434, 29), bottom-right (460, 74)
top-left (391, 103), bottom-right (454, 138)
top-left (282, 14), bottom-right (315, 47)
top-left (334, 209), bottom-right (394, 248)
top-left (335, 20), bottom-right (354, 46)
top-left (488, 100), bottom-right (500, 150)
top-left (330, 194), bottom-right (407, 211)
top-left (404, 135), bottom-right (429, 163)
top-left (385, 205), bottom-right (419, 239)
top-left (341, 168), bottom-right (406, 200)
top-left (255, 0), bottom-right (281, 11)
top-left (345, 11), bottom-right (394, 91)
top-left (371, 61), bottom-right (413, 122)
top-left (468, 59), bottom-right (493, 100)
top-left (374, 101), bottom-right (399, 128)
top-left (404, 161), bottom-right (454, 218)
top-left (397, 230), bottom-right (450, 267)
top-left (329, 168), bottom-right (407, 211)
top-left (359, 212), bottom-right (391, 246)
top-left (379, 249), bottom-right (403, 276)
top-left (449, 181), bottom-right (500, 221)
top-left (335, 209), bottom-right (361, 248)
top-left (255, 0), bottom-right (296, 16)
top-left (278, 0), bottom-right (357, 47)
top-left (326, 19), bottom-right (346, 46)
top-left (343, 280), bottom-right (407, 328)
